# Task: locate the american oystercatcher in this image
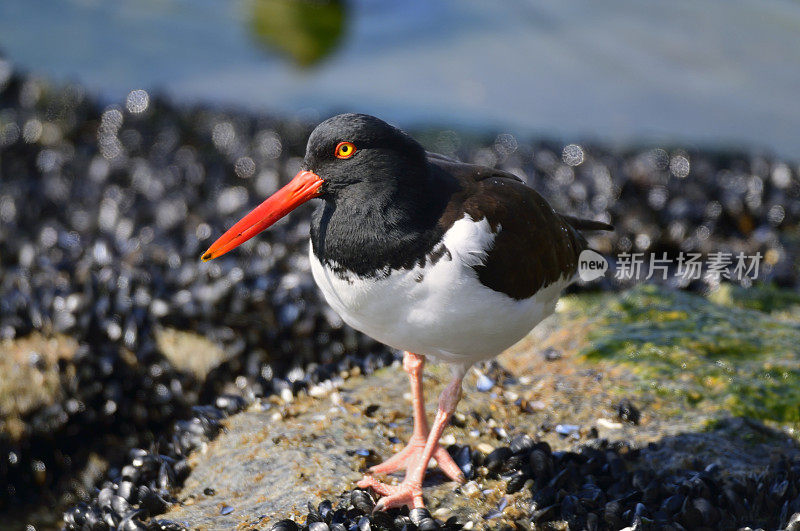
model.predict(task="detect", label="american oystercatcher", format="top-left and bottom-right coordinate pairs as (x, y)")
top-left (202, 113), bottom-right (612, 510)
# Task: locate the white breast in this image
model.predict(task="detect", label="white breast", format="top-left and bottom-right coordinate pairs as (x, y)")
top-left (309, 215), bottom-right (571, 367)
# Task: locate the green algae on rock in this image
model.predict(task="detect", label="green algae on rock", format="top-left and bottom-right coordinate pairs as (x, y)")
top-left (708, 282), bottom-right (800, 324)
top-left (579, 284), bottom-right (800, 424)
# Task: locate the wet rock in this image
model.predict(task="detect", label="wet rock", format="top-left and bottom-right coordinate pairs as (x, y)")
top-left (163, 367), bottom-right (481, 528)
top-left (0, 333), bottom-right (78, 439)
top-left (158, 355), bottom-right (800, 530)
top-left (155, 328), bottom-right (232, 381)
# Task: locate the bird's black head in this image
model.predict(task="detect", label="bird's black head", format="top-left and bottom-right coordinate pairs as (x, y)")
top-left (201, 113), bottom-right (431, 261)
top-left (303, 113), bottom-right (428, 198)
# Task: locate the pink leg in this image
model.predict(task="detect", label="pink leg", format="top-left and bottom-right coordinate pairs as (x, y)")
top-left (358, 368), bottom-right (465, 510)
top-left (362, 352), bottom-right (463, 482)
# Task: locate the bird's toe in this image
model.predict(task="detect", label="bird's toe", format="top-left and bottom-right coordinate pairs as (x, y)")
top-left (372, 483), bottom-right (424, 511)
top-left (432, 445), bottom-right (466, 483)
top-left (357, 475), bottom-right (397, 496)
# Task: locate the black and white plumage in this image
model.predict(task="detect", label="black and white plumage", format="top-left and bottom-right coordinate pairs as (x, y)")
top-left (202, 113), bottom-right (612, 510)
top-left (304, 114), bottom-right (607, 368)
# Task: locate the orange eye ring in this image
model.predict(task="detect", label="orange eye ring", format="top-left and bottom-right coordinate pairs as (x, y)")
top-left (335, 141), bottom-right (356, 159)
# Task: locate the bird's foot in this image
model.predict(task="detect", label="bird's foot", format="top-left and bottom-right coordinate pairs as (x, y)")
top-left (357, 475), bottom-right (425, 510)
top-left (366, 435), bottom-right (465, 483)
top-left (358, 437), bottom-right (465, 510)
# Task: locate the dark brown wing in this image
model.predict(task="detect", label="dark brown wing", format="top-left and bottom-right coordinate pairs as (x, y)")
top-left (429, 154), bottom-right (605, 300)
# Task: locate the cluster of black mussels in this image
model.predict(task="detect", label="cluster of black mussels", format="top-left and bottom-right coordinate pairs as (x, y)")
top-left (266, 435), bottom-right (800, 530)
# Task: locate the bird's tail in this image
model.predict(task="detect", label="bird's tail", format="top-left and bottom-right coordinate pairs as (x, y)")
top-left (560, 214), bottom-right (614, 232)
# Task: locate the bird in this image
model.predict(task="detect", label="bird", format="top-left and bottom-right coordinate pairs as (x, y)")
top-left (201, 113), bottom-right (612, 510)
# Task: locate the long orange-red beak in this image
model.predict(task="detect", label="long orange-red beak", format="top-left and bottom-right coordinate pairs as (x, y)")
top-left (201, 170), bottom-right (324, 261)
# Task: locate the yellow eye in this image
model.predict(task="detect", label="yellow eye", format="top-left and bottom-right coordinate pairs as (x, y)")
top-left (335, 141), bottom-right (356, 159)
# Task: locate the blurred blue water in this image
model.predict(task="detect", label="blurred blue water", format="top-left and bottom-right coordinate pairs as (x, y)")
top-left (1, 0), bottom-right (799, 158)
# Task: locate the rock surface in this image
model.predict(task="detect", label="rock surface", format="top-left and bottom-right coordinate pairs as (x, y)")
top-left (0, 333), bottom-right (78, 440)
top-left (155, 327), bottom-right (234, 381)
top-left (164, 285), bottom-right (800, 529)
